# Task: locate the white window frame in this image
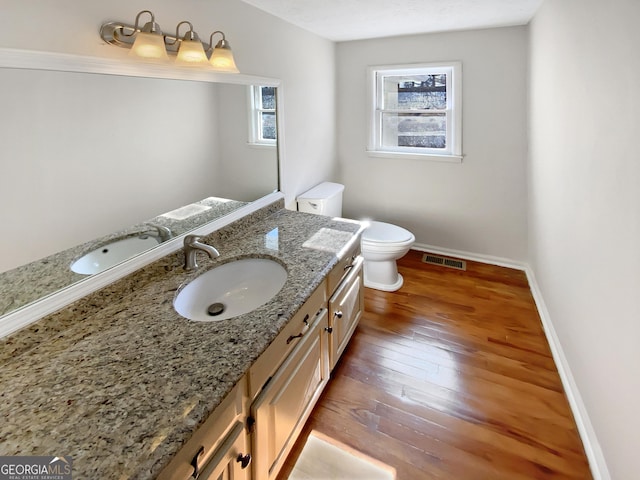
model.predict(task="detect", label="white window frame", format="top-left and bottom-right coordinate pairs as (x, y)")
top-left (248, 85), bottom-right (277, 147)
top-left (367, 62), bottom-right (462, 162)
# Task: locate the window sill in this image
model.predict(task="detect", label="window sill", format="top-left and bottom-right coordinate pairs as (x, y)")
top-left (366, 150), bottom-right (463, 163)
top-left (247, 142), bottom-right (277, 150)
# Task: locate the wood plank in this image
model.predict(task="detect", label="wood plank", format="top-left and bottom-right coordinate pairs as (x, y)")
top-left (276, 250), bottom-right (592, 480)
top-left (355, 323), bottom-right (565, 392)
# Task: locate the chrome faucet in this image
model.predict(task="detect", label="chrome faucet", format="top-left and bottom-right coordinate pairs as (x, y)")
top-left (183, 235), bottom-right (220, 270)
top-left (145, 223), bottom-right (172, 242)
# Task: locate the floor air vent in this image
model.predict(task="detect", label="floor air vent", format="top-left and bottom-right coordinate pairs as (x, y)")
top-left (422, 253), bottom-right (467, 271)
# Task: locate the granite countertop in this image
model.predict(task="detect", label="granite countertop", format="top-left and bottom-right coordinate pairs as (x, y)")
top-left (0, 206), bottom-right (363, 479)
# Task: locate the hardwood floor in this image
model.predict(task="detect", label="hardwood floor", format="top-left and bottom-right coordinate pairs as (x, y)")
top-left (277, 250), bottom-right (592, 479)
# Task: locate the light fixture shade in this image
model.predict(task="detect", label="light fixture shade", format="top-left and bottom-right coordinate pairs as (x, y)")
top-left (176, 39), bottom-right (209, 65)
top-left (129, 31), bottom-right (169, 60)
top-left (209, 40), bottom-right (239, 73)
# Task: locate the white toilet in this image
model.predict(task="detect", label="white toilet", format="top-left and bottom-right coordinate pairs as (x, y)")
top-left (297, 182), bottom-right (415, 292)
top-left (360, 221), bottom-right (415, 291)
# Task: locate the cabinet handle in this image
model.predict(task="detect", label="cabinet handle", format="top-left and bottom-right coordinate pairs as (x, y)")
top-left (344, 264), bottom-right (354, 271)
top-left (286, 316), bottom-right (310, 344)
top-left (334, 311), bottom-right (343, 319)
top-left (324, 326), bottom-right (333, 334)
top-left (190, 446), bottom-right (205, 479)
top-left (246, 416), bottom-right (256, 434)
top-left (236, 453), bottom-right (252, 469)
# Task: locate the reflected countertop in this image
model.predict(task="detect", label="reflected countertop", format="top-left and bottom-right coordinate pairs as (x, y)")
top-left (0, 197), bottom-right (247, 316)
top-left (0, 203), bottom-right (364, 479)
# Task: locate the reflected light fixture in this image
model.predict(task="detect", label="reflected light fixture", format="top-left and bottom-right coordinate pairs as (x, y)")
top-left (99, 10), bottom-right (239, 72)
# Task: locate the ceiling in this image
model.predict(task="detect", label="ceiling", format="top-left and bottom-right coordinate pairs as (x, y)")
top-left (240, 0), bottom-right (543, 42)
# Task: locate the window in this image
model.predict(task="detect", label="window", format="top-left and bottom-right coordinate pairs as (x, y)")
top-left (249, 85), bottom-right (277, 146)
top-left (368, 62), bottom-right (462, 160)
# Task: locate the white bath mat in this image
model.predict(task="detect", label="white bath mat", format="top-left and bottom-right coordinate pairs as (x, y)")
top-left (288, 431), bottom-right (396, 480)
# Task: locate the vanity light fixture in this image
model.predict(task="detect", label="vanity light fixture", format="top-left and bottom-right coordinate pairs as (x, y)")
top-left (99, 10), bottom-right (239, 73)
top-left (127, 11), bottom-right (169, 60)
top-left (174, 21), bottom-right (209, 66)
top-left (208, 31), bottom-right (239, 73)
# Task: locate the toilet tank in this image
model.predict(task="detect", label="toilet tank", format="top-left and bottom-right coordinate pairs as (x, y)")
top-left (296, 182), bottom-right (344, 217)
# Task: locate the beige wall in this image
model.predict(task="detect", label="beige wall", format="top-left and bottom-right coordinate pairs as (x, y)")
top-left (336, 26), bottom-right (529, 261)
top-left (529, 0), bottom-right (640, 478)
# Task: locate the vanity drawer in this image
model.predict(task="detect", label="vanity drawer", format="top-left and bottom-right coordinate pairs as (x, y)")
top-left (248, 280), bottom-right (327, 400)
top-left (326, 239), bottom-right (361, 295)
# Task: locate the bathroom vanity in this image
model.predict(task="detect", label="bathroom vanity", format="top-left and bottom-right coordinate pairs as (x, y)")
top-left (152, 217), bottom-right (363, 480)
top-left (0, 200), bottom-right (364, 480)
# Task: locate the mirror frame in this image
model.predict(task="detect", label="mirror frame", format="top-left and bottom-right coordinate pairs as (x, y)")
top-left (0, 47), bottom-right (285, 338)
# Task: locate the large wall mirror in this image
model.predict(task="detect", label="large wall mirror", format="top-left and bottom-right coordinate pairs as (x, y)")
top-left (0, 50), bottom-right (281, 325)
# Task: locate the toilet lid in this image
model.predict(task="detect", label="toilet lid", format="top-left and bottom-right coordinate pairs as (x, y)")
top-left (362, 221), bottom-right (414, 245)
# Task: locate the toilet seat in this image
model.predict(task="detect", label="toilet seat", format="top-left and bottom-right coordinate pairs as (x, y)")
top-left (362, 221), bottom-right (414, 247)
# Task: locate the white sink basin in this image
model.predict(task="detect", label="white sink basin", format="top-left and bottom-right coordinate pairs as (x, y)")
top-left (71, 235), bottom-right (161, 275)
top-left (174, 258), bottom-right (287, 322)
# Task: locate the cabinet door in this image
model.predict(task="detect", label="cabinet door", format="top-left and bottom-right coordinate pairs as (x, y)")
top-left (198, 422), bottom-right (251, 480)
top-left (251, 308), bottom-right (329, 480)
top-left (328, 256), bottom-right (364, 371)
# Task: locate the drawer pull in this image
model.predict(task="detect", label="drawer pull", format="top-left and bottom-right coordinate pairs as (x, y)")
top-left (236, 453), bottom-right (252, 469)
top-left (334, 311), bottom-right (343, 319)
top-left (190, 445), bottom-right (205, 479)
top-left (344, 264), bottom-right (354, 271)
top-left (286, 316), bottom-right (310, 344)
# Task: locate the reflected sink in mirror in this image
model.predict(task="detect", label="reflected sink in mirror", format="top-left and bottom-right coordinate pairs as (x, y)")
top-left (70, 235), bottom-right (163, 275)
top-left (174, 258), bottom-right (287, 322)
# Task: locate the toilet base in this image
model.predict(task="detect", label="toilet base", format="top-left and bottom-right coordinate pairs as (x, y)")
top-left (364, 272), bottom-right (404, 292)
top-left (363, 259), bottom-right (404, 292)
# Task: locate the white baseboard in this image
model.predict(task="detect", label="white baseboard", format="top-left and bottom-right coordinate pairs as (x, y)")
top-left (524, 267), bottom-right (611, 480)
top-left (411, 243), bottom-right (610, 480)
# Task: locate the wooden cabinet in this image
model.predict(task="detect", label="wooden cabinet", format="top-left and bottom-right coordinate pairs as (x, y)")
top-left (250, 307), bottom-right (329, 480)
top-left (328, 255), bottom-right (364, 371)
top-left (249, 245), bottom-right (364, 480)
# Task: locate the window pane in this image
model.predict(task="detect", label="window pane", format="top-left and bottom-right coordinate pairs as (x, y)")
top-left (398, 135), bottom-right (446, 148)
top-left (261, 87), bottom-right (276, 109)
top-left (381, 113), bottom-right (446, 149)
top-left (382, 74), bottom-right (446, 110)
top-left (261, 112), bottom-right (276, 140)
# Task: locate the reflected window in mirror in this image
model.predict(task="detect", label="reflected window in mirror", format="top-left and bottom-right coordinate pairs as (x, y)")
top-left (249, 86), bottom-right (277, 146)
